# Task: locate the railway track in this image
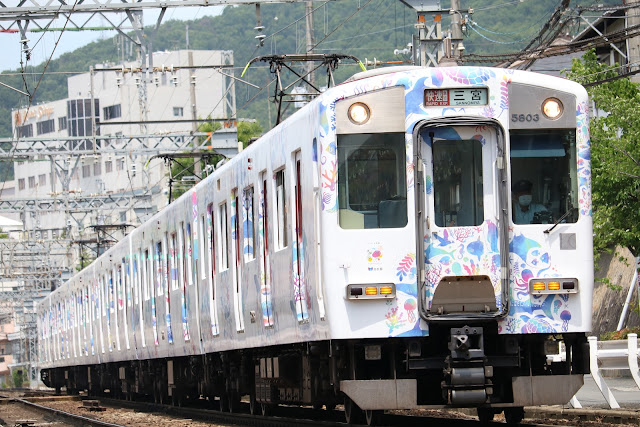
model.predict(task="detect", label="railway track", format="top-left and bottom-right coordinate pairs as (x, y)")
top-left (4, 392), bottom-right (626, 426)
top-left (92, 396), bottom-right (566, 427)
top-left (0, 394), bottom-right (126, 427)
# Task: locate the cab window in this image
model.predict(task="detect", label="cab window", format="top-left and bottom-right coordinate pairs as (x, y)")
top-left (337, 133), bottom-right (407, 229)
top-left (510, 130), bottom-right (578, 225)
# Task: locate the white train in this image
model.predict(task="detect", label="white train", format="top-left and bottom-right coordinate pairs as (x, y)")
top-left (38, 65), bottom-right (593, 425)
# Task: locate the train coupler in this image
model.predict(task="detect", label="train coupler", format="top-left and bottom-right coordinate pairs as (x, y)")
top-left (442, 326), bottom-right (494, 406)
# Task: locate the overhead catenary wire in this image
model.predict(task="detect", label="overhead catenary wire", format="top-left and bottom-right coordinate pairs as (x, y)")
top-left (464, 21), bottom-right (640, 63)
top-left (1, 0), bottom-right (81, 191)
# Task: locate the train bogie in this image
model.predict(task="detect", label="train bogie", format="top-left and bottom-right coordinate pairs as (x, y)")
top-left (39, 66), bottom-right (593, 420)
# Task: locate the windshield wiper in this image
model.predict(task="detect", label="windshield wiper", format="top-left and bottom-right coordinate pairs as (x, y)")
top-left (544, 207), bottom-right (578, 234)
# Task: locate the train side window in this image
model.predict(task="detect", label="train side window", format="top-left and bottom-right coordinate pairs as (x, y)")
top-left (200, 214), bottom-right (207, 280)
top-left (261, 174), bottom-right (270, 271)
top-left (432, 139), bottom-right (484, 227)
top-left (117, 264), bottom-right (123, 311)
top-left (275, 169), bottom-right (288, 248)
top-left (170, 232), bottom-right (178, 291)
top-left (207, 204), bottom-right (216, 299)
top-left (163, 233), bottom-right (173, 344)
top-left (509, 130), bottom-right (578, 225)
top-left (133, 255), bottom-right (139, 306)
top-left (178, 224), bottom-right (186, 291)
top-left (242, 187), bottom-right (255, 261)
top-left (143, 249), bottom-right (150, 301)
top-left (126, 258), bottom-right (132, 308)
top-left (186, 223), bottom-right (194, 286)
top-left (219, 202), bottom-right (229, 270)
top-left (156, 241), bottom-right (164, 297)
top-left (109, 270), bottom-right (115, 314)
top-left (337, 133), bottom-right (407, 229)
top-left (101, 274), bottom-right (107, 316)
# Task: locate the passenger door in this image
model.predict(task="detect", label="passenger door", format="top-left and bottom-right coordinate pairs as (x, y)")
top-left (416, 122), bottom-right (508, 318)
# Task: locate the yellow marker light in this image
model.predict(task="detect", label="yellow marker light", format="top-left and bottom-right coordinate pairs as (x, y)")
top-left (548, 281), bottom-right (561, 290)
top-left (379, 286), bottom-right (393, 295)
top-left (365, 287), bottom-right (378, 296)
top-left (532, 282), bottom-right (546, 291)
top-left (348, 102), bottom-right (371, 125)
top-left (542, 98), bottom-right (563, 119)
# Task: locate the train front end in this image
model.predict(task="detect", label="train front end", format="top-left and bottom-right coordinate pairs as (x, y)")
top-left (318, 67), bottom-right (592, 416)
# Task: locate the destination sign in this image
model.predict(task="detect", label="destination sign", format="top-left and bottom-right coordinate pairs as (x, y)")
top-left (424, 88), bottom-right (488, 107)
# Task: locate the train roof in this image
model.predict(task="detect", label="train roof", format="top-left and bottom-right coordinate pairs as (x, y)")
top-left (344, 65), bottom-right (421, 83)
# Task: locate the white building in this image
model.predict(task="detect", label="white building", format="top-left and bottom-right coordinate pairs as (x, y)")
top-left (10, 50), bottom-right (235, 254)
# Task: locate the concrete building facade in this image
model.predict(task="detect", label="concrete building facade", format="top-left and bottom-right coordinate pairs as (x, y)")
top-left (10, 50), bottom-right (235, 262)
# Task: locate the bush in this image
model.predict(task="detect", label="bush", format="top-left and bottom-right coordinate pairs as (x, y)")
top-left (600, 326), bottom-right (640, 341)
top-left (12, 369), bottom-right (24, 388)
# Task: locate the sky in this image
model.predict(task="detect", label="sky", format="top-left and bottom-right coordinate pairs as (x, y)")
top-left (0, 6), bottom-right (225, 73)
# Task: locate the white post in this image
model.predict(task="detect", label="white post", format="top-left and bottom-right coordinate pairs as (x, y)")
top-left (569, 396), bottom-right (582, 409)
top-left (588, 336), bottom-right (620, 409)
top-left (627, 333), bottom-right (640, 390)
top-left (617, 256), bottom-right (640, 331)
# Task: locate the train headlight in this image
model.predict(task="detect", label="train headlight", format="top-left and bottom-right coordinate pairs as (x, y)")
top-left (348, 102), bottom-right (371, 125)
top-left (542, 98), bottom-right (563, 120)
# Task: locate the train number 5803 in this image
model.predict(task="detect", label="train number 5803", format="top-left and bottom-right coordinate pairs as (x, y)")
top-left (512, 113), bottom-right (540, 122)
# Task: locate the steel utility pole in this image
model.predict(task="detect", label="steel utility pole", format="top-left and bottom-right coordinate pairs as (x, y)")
top-left (399, 0), bottom-right (469, 66)
top-left (305, 2), bottom-right (316, 88)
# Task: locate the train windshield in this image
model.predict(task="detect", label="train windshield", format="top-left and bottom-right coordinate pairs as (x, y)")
top-left (509, 130), bottom-right (578, 225)
top-left (337, 133), bottom-right (407, 229)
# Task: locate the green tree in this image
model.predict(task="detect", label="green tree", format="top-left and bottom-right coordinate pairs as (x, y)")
top-left (12, 369), bottom-right (25, 388)
top-left (566, 49), bottom-right (640, 255)
top-left (168, 119), bottom-right (262, 200)
top-left (238, 120), bottom-right (263, 148)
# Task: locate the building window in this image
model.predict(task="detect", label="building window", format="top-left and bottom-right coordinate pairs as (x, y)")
top-left (103, 104), bottom-right (122, 120)
top-left (67, 99), bottom-right (100, 137)
top-left (105, 161), bottom-right (113, 173)
top-left (58, 117), bottom-right (67, 130)
top-left (94, 162), bottom-right (102, 176)
top-left (36, 119), bottom-right (55, 135)
top-left (116, 159), bottom-right (125, 171)
top-left (28, 176), bottom-right (35, 188)
top-left (17, 124), bottom-right (33, 138)
top-left (120, 211), bottom-right (127, 222)
top-left (39, 174), bottom-right (46, 186)
top-left (18, 179), bottom-right (25, 190)
top-left (173, 107), bottom-right (184, 117)
top-left (82, 165), bottom-right (91, 178)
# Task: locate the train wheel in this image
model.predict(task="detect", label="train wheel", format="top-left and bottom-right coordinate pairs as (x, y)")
top-left (219, 393), bottom-right (230, 412)
top-left (477, 407), bottom-right (494, 423)
top-left (344, 397), bottom-right (364, 425)
top-left (171, 391), bottom-right (183, 407)
top-left (504, 407), bottom-right (525, 425)
top-left (365, 409), bottom-right (382, 426)
top-left (260, 403), bottom-right (272, 416)
top-left (227, 392), bottom-right (241, 413)
top-left (249, 393), bottom-right (259, 415)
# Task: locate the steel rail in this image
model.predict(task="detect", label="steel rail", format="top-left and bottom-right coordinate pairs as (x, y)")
top-left (10, 396), bottom-right (127, 427)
